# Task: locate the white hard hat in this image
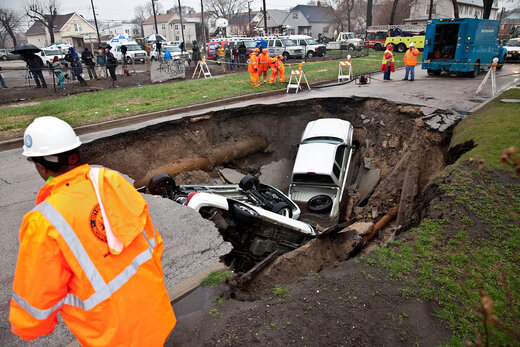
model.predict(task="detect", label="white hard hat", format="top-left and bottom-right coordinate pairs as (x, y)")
top-left (22, 116), bottom-right (81, 157)
top-left (409, 42), bottom-right (415, 47)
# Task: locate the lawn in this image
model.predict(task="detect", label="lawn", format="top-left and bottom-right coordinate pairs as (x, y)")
top-left (0, 51), bottom-right (411, 138)
top-left (364, 88), bottom-right (520, 345)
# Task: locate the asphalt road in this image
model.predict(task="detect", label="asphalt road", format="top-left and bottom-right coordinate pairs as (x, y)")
top-left (0, 63), bottom-right (518, 346)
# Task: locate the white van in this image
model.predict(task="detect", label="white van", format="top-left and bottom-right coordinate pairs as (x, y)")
top-left (111, 42), bottom-right (148, 64)
top-left (254, 36), bottom-right (304, 59)
top-left (35, 48), bottom-right (65, 68)
top-left (289, 35), bottom-right (327, 58)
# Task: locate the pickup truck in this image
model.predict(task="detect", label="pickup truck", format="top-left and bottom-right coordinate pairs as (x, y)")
top-left (326, 32), bottom-right (364, 51)
top-left (288, 118), bottom-right (356, 217)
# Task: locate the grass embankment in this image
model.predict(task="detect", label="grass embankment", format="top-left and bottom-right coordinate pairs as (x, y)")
top-left (364, 88), bottom-right (520, 345)
top-left (0, 51), bottom-right (412, 139)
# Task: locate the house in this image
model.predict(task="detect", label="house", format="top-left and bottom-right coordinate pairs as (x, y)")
top-left (405, 0), bottom-right (499, 24)
top-left (25, 12), bottom-right (98, 49)
top-left (143, 12), bottom-right (215, 45)
top-left (100, 21), bottom-right (140, 38)
top-left (255, 9), bottom-right (289, 35)
top-left (282, 5), bottom-right (335, 38)
top-left (228, 12), bottom-right (259, 36)
top-left (143, 13), bottom-right (172, 39)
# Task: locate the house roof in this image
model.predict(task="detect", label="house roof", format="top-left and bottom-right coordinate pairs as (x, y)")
top-left (290, 5), bottom-right (334, 23)
top-left (257, 9), bottom-right (290, 27)
top-left (26, 12), bottom-right (75, 36)
top-left (144, 13), bottom-right (174, 25)
top-left (457, 0), bottom-right (499, 9)
top-left (229, 12), bottom-right (259, 26)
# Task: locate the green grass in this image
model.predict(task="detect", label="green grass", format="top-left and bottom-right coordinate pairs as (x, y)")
top-left (200, 269), bottom-right (234, 288)
top-left (450, 88), bottom-right (520, 170)
top-left (272, 285), bottom-right (291, 297)
top-left (0, 51), bottom-right (412, 138)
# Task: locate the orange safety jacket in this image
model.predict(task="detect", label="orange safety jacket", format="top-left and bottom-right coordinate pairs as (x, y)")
top-left (258, 52), bottom-right (270, 72)
top-left (9, 164), bottom-right (176, 346)
top-left (403, 47), bottom-right (419, 66)
top-left (248, 53), bottom-right (258, 73)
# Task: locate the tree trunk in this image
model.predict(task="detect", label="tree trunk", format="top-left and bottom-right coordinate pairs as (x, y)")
top-left (347, 12), bottom-right (351, 31)
top-left (366, 0), bottom-right (373, 27)
top-left (482, 0), bottom-right (493, 19)
top-left (428, 0), bottom-right (434, 20)
top-left (389, 0), bottom-right (399, 25)
top-left (47, 19), bottom-right (55, 44)
top-left (6, 26), bottom-right (16, 47)
top-left (451, 0), bottom-right (459, 18)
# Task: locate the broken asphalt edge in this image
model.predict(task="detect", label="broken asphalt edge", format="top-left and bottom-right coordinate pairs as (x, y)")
top-left (66, 262), bottom-right (228, 347)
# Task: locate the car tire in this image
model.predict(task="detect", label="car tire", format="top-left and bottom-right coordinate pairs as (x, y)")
top-left (148, 173), bottom-right (176, 196)
top-left (125, 56), bottom-right (132, 65)
top-left (272, 202), bottom-right (293, 218)
top-left (239, 175), bottom-right (260, 191)
top-left (150, 56), bottom-right (156, 61)
top-left (306, 51), bottom-right (314, 58)
top-left (307, 195), bottom-right (333, 214)
top-left (1, 55), bottom-right (7, 61)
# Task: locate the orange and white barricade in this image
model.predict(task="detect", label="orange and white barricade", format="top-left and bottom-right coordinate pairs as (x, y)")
top-left (338, 56), bottom-right (352, 82)
top-left (476, 57), bottom-right (498, 96)
top-left (192, 57), bottom-right (212, 79)
top-left (287, 63), bottom-right (310, 93)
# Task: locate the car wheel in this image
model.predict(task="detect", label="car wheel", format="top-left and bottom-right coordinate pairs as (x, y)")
top-left (125, 56), bottom-right (132, 64)
top-left (272, 202), bottom-right (293, 218)
top-left (150, 56), bottom-right (156, 61)
top-left (1, 55), bottom-right (7, 61)
top-left (148, 173), bottom-right (176, 196)
top-left (306, 51), bottom-right (314, 58)
top-left (307, 195), bottom-right (333, 214)
top-left (239, 175), bottom-right (260, 191)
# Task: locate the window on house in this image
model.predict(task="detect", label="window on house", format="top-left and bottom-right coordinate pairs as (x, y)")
top-left (170, 24), bottom-right (173, 29)
top-left (323, 26), bottom-right (329, 33)
top-left (175, 24), bottom-right (179, 30)
top-left (183, 24), bottom-right (185, 30)
top-left (175, 35), bottom-right (180, 41)
top-left (74, 23), bottom-right (82, 31)
top-left (125, 29), bottom-right (129, 34)
top-left (293, 12), bottom-right (298, 19)
top-left (162, 24), bottom-right (166, 30)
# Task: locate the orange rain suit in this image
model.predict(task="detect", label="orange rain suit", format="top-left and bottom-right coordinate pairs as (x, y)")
top-left (258, 50), bottom-right (270, 83)
top-left (248, 52), bottom-right (259, 86)
top-left (269, 56), bottom-right (285, 83)
top-left (403, 46), bottom-right (419, 66)
top-left (9, 164), bottom-right (176, 346)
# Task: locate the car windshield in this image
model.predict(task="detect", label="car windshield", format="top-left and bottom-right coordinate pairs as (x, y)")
top-left (301, 136), bottom-right (343, 145)
top-left (506, 39), bottom-right (520, 47)
top-left (125, 44), bottom-right (142, 51)
top-left (346, 33), bottom-right (356, 39)
top-left (282, 39), bottom-right (297, 46)
top-left (163, 46), bottom-right (181, 52)
top-left (306, 39), bottom-right (317, 45)
top-left (44, 49), bottom-right (61, 55)
top-left (243, 41), bottom-right (256, 48)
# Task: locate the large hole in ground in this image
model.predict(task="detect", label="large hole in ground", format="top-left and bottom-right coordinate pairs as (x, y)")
top-left (81, 97), bottom-right (452, 281)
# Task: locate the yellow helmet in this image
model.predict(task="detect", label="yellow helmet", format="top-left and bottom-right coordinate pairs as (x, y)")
top-left (254, 48), bottom-right (260, 53)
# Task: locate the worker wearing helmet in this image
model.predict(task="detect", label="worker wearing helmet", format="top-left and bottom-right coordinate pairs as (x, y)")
top-left (403, 42), bottom-right (419, 81)
top-left (248, 48), bottom-right (260, 86)
top-left (9, 117), bottom-right (176, 345)
top-left (381, 44), bottom-right (395, 81)
top-left (258, 48), bottom-right (271, 84)
top-left (269, 55), bottom-right (285, 84)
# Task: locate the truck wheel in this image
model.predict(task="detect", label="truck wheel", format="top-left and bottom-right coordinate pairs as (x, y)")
top-left (374, 43), bottom-right (382, 51)
top-left (470, 61), bottom-right (480, 78)
top-left (239, 175), bottom-right (260, 191)
top-left (397, 43), bottom-right (406, 53)
top-left (427, 69), bottom-right (441, 76)
top-left (306, 51), bottom-right (314, 58)
top-left (348, 44), bottom-right (355, 51)
top-left (307, 195), bottom-right (333, 214)
top-left (272, 202), bottom-right (292, 218)
top-left (150, 56), bottom-right (156, 62)
top-left (283, 52), bottom-right (290, 60)
top-left (148, 173), bottom-right (176, 196)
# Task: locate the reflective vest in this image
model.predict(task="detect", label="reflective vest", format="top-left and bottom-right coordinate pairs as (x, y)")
top-left (403, 47), bottom-right (419, 66)
top-left (248, 53), bottom-right (258, 73)
top-left (381, 49), bottom-right (394, 65)
top-left (258, 52), bottom-right (270, 71)
top-left (9, 164), bottom-right (176, 346)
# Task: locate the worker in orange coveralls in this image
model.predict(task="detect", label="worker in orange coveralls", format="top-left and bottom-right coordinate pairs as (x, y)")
top-left (248, 47), bottom-right (260, 86)
top-left (9, 116), bottom-right (176, 346)
top-left (258, 48), bottom-right (271, 84)
top-left (269, 54), bottom-right (285, 84)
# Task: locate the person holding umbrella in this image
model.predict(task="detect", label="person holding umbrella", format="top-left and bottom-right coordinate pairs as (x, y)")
top-left (22, 53), bottom-right (47, 88)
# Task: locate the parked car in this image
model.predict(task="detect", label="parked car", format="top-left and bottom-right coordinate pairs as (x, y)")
top-left (150, 45), bottom-right (191, 65)
top-left (112, 42), bottom-right (148, 64)
top-left (35, 48), bottom-right (65, 68)
top-left (289, 35), bottom-right (327, 57)
top-left (0, 48), bottom-right (16, 60)
top-left (504, 38), bottom-right (520, 61)
top-left (288, 118), bottom-right (356, 217)
top-left (148, 173), bottom-right (316, 272)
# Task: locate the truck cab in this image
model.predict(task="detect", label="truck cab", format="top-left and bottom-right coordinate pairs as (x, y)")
top-left (422, 18), bottom-right (506, 77)
top-left (289, 35), bottom-right (327, 57)
top-left (326, 32), bottom-right (364, 51)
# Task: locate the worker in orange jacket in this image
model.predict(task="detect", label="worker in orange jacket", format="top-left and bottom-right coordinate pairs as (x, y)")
top-left (403, 42), bottom-right (419, 81)
top-left (9, 117), bottom-right (176, 346)
top-left (248, 48), bottom-right (260, 86)
top-left (269, 55), bottom-right (285, 83)
top-left (258, 48), bottom-right (270, 84)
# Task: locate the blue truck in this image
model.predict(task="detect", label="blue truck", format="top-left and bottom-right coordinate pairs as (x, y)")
top-left (422, 18), bottom-right (506, 77)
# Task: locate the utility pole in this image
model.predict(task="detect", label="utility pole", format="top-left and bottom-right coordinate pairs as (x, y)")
top-left (178, 0), bottom-right (186, 52)
top-left (90, 0), bottom-right (101, 44)
top-left (200, 0), bottom-right (206, 52)
top-left (248, 0), bottom-right (252, 36)
top-left (152, 0), bottom-right (159, 35)
top-left (262, 0), bottom-right (267, 35)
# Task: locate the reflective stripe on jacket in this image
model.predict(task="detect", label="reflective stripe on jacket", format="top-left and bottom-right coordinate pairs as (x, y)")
top-left (248, 53), bottom-right (258, 73)
top-left (258, 52), bottom-right (270, 71)
top-left (381, 49), bottom-right (394, 65)
top-left (403, 47), bottom-right (419, 66)
top-left (9, 164), bottom-right (175, 346)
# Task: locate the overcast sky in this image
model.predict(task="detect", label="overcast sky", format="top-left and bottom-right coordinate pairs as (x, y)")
top-left (2, 0), bottom-right (306, 23)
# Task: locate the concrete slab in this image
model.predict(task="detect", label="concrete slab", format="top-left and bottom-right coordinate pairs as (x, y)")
top-left (218, 168), bottom-right (244, 184)
top-left (259, 158), bottom-right (293, 193)
top-left (357, 168), bottom-right (381, 205)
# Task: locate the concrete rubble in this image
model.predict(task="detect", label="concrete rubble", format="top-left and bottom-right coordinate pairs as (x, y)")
top-left (420, 107), bottom-right (465, 132)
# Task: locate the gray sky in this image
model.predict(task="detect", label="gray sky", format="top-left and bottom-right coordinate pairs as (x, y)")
top-left (1, 0), bottom-right (306, 22)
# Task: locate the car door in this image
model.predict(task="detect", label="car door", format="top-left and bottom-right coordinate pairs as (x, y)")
top-left (274, 40), bottom-right (283, 56)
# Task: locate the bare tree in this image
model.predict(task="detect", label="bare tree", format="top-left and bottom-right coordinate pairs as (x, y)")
top-left (482, 0), bottom-right (493, 18)
top-left (0, 7), bottom-right (22, 47)
top-left (26, 0), bottom-right (60, 44)
top-left (168, 5), bottom-right (196, 15)
top-left (133, 2), bottom-right (164, 37)
top-left (373, 0), bottom-right (410, 25)
top-left (203, 0), bottom-right (247, 19)
top-left (450, 0), bottom-right (459, 18)
top-left (366, 0), bottom-right (373, 27)
top-left (389, 0), bottom-right (399, 24)
top-left (323, 0), bottom-right (361, 32)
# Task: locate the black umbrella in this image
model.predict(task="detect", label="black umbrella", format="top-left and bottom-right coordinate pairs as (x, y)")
top-left (11, 43), bottom-right (42, 54)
